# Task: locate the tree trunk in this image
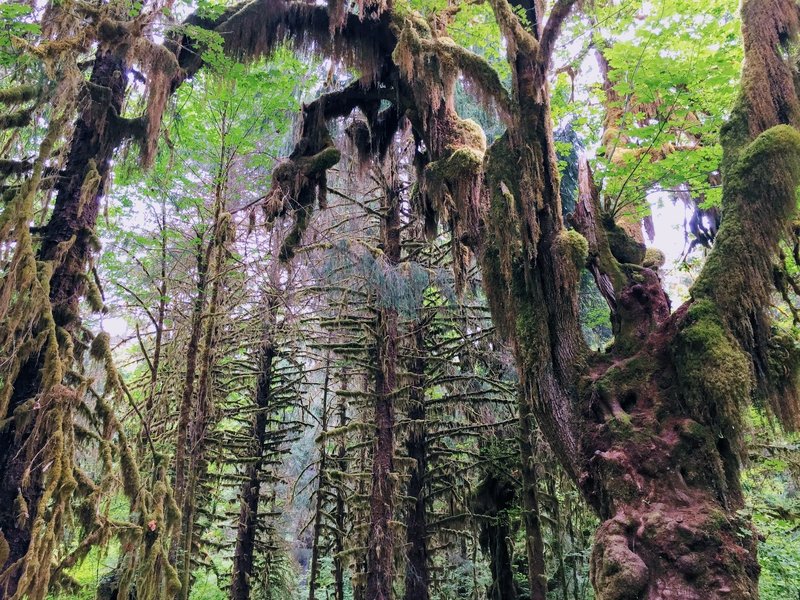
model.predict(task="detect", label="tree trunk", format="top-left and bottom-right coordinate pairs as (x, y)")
top-left (403, 323), bottom-right (430, 600)
top-left (474, 471), bottom-right (519, 600)
top-left (169, 241), bottom-right (207, 570)
top-left (307, 350), bottom-right (332, 600)
top-left (366, 174), bottom-right (401, 600)
top-left (518, 397), bottom-right (547, 600)
top-left (333, 391), bottom-right (347, 600)
top-left (480, 2), bottom-right (800, 596)
top-left (0, 47), bottom-right (128, 597)
top-left (230, 305), bottom-right (277, 600)
top-left (178, 177), bottom-right (228, 599)
top-left (172, 243), bottom-right (207, 500)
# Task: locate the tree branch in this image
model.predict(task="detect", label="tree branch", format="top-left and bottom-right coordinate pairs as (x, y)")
top-left (538, 0), bottom-right (579, 67)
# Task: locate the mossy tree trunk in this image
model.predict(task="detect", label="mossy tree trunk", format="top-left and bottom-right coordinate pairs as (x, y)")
top-left (473, 471), bottom-right (520, 600)
top-left (176, 145), bottom-right (231, 600)
top-left (306, 348), bottom-right (332, 600)
top-left (333, 381), bottom-right (348, 600)
top-left (0, 47), bottom-right (129, 598)
top-left (403, 322), bottom-right (430, 600)
top-left (519, 396), bottom-right (547, 600)
top-left (230, 299), bottom-right (278, 600)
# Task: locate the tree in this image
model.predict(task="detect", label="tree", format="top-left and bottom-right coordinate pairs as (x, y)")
top-left (164, 0), bottom-right (800, 596)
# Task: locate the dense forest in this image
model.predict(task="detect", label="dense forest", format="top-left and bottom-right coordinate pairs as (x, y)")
top-left (1, 0), bottom-right (800, 598)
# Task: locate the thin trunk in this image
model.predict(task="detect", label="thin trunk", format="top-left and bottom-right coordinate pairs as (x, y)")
top-left (333, 388), bottom-right (347, 600)
top-left (403, 323), bottom-right (429, 600)
top-left (170, 242), bottom-right (207, 568)
top-left (148, 197), bottom-right (169, 410)
top-left (518, 399), bottom-right (547, 600)
top-left (544, 474), bottom-right (569, 600)
top-left (366, 176), bottom-right (401, 600)
top-left (178, 175), bottom-right (228, 600)
top-left (139, 197), bottom-right (168, 453)
top-left (307, 350), bottom-right (332, 600)
top-left (475, 472), bottom-right (518, 600)
top-left (230, 303), bottom-right (278, 600)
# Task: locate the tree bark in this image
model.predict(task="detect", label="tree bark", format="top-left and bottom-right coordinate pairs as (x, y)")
top-left (366, 172), bottom-right (401, 600)
top-left (333, 391), bottom-right (347, 600)
top-left (403, 323), bottom-right (430, 600)
top-left (519, 397), bottom-right (547, 600)
top-left (230, 303), bottom-right (277, 600)
top-left (178, 166), bottom-right (229, 599)
top-left (0, 47), bottom-right (128, 597)
top-left (306, 349), bottom-right (332, 600)
top-left (474, 471), bottom-right (519, 600)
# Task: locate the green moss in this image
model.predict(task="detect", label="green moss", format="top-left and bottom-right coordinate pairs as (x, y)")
top-left (90, 332), bottom-right (111, 362)
top-left (554, 229), bottom-right (589, 269)
top-left (739, 124), bottom-right (800, 171)
top-left (603, 215), bottom-right (646, 265)
top-left (598, 355), bottom-right (654, 392)
top-left (0, 108), bottom-right (32, 130)
top-left (85, 273), bottom-right (106, 313)
top-left (428, 146), bottom-right (484, 181)
top-left (693, 125), bottom-right (800, 325)
top-left (515, 299), bottom-right (547, 370)
top-left (304, 146), bottom-right (341, 173)
top-left (673, 300), bottom-right (752, 452)
top-left (643, 247), bottom-right (665, 270)
top-left (0, 84), bottom-right (38, 105)
top-left (0, 532), bottom-right (8, 567)
top-left (451, 118), bottom-right (487, 153)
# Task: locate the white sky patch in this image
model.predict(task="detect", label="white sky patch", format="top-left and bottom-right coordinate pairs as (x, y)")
top-left (645, 191), bottom-right (706, 305)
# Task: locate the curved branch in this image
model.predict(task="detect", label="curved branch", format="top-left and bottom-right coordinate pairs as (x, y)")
top-left (538, 0), bottom-right (578, 67)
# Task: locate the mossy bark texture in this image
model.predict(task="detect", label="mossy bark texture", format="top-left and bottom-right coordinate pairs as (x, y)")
top-left (0, 48), bottom-right (129, 599)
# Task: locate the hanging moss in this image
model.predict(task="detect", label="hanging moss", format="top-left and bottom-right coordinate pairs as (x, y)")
top-left (763, 330), bottom-right (800, 428)
top-left (0, 84), bottom-right (39, 105)
top-left (687, 125), bottom-right (800, 435)
top-left (0, 532), bottom-right (8, 568)
top-left (0, 108), bottom-right (33, 130)
top-left (84, 273), bottom-right (106, 313)
top-left (78, 160), bottom-right (101, 217)
top-left (90, 331), bottom-right (111, 362)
